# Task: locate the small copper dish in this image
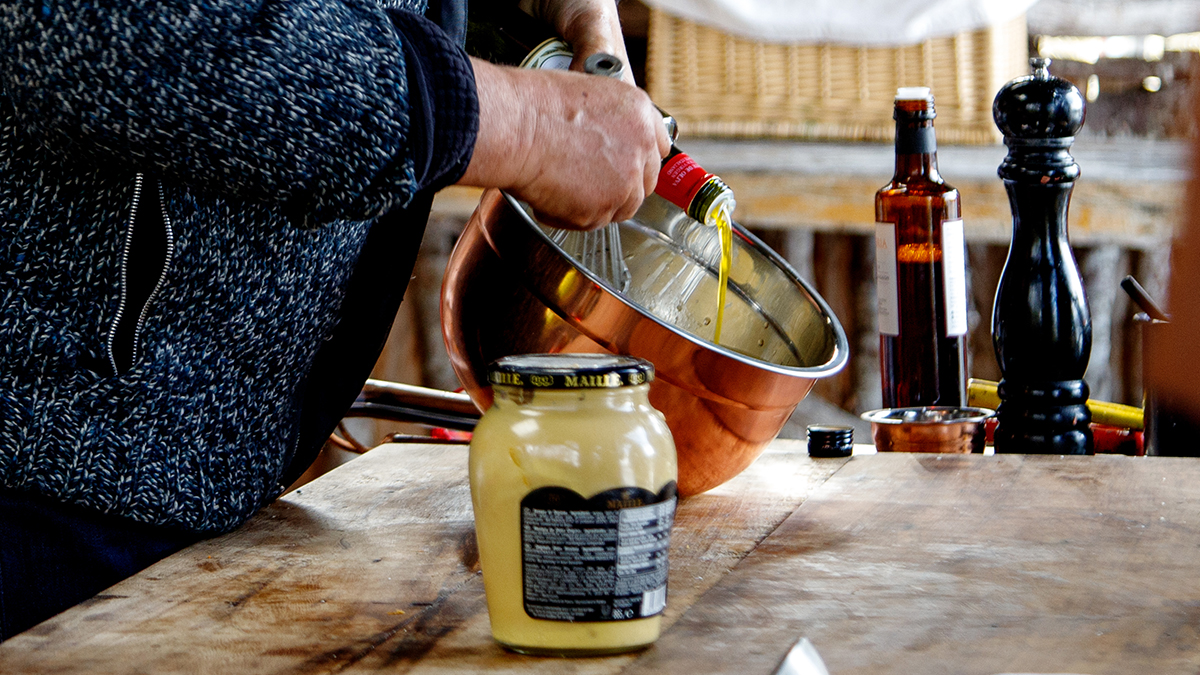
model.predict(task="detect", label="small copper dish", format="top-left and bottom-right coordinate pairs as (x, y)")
top-left (861, 407), bottom-right (995, 453)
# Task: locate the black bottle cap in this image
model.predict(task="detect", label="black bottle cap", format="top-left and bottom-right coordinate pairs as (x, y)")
top-left (807, 425), bottom-right (854, 458)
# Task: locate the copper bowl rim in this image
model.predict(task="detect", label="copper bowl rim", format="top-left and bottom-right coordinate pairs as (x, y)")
top-left (483, 190), bottom-right (851, 380)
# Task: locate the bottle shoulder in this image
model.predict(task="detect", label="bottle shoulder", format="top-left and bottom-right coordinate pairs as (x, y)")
top-left (876, 183), bottom-right (961, 222)
top-left (876, 180), bottom-right (960, 204)
top-left (879, 173), bottom-right (956, 193)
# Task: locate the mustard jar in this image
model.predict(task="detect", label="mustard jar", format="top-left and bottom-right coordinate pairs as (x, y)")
top-left (468, 353), bottom-right (678, 656)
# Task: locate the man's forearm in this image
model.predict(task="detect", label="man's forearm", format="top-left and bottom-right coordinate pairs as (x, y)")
top-left (458, 57), bottom-right (668, 230)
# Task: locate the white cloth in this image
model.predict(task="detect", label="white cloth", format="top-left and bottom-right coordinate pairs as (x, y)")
top-left (641, 0), bottom-right (1041, 45)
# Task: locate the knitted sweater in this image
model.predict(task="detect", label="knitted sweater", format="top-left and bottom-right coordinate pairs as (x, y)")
top-left (0, 0), bottom-right (478, 533)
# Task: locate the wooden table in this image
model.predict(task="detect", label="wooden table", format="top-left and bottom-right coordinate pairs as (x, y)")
top-left (4, 441), bottom-right (1200, 674)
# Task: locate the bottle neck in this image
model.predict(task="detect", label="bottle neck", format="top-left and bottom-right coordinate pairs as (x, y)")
top-left (894, 119), bottom-right (940, 180)
top-left (655, 147), bottom-right (736, 225)
top-left (687, 173), bottom-right (735, 224)
top-left (892, 95), bottom-right (940, 181)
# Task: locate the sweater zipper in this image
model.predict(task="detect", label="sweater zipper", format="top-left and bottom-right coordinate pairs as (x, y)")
top-left (106, 173), bottom-right (175, 375)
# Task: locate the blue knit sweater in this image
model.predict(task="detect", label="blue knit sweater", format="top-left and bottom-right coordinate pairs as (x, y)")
top-left (0, 0), bottom-right (478, 533)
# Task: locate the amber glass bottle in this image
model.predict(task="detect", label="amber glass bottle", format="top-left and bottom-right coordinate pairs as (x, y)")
top-left (875, 87), bottom-right (968, 408)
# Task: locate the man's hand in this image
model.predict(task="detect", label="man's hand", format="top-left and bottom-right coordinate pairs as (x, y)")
top-left (519, 0), bottom-right (636, 85)
top-left (457, 58), bottom-right (670, 231)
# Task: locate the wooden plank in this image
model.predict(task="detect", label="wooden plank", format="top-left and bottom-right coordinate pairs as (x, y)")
top-left (690, 137), bottom-right (1186, 248)
top-left (719, 170), bottom-right (1183, 248)
top-left (622, 453), bottom-right (1200, 675)
top-left (683, 137), bottom-right (1189, 184)
top-left (4, 444), bottom-right (481, 675)
top-left (432, 140), bottom-right (1187, 248)
top-left (398, 441), bottom-right (845, 675)
top-left (0, 440), bottom-right (844, 674)
top-left (810, 233), bottom-right (858, 409)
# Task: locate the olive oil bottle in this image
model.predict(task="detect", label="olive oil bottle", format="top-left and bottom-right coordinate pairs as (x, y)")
top-left (654, 146), bottom-right (736, 342)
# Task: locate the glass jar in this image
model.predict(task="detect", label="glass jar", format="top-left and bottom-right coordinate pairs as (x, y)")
top-left (469, 353), bottom-right (678, 656)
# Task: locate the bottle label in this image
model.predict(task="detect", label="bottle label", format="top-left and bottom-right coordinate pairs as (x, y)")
top-left (655, 153), bottom-right (708, 212)
top-left (895, 126), bottom-right (936, 155)
top-left (875, 222), bottom-right (900, 336)
top-left (941, 219), bottom-right (967, 336)
top-left (521, 482), bottom-right (676, 622)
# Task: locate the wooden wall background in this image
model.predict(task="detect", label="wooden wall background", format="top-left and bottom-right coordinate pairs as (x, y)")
top-left (348, 138), bottom-right (1184, 450)
top-left (340, 0), bottom-right (1197, 451)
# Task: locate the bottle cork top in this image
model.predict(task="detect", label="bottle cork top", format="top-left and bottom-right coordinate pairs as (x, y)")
top-left (895, 87), bottom-right (932, 101)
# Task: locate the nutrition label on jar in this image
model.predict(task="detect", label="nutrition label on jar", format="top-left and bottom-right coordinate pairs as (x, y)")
top-left (520, 484), bottom-right (676, 622)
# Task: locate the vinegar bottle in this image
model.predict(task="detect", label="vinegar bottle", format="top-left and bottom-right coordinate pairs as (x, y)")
top-left (875, 87), bottom-right (968, 408)
top-left (654, 146), bottom-right (736, 343)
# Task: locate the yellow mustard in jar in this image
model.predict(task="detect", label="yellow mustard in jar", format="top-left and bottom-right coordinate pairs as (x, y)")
top-left (469, 354), bottom-right (678, 656)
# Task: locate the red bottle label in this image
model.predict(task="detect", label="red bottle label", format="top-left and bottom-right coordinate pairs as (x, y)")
top-left (655, 153), bottom-right (709, 212)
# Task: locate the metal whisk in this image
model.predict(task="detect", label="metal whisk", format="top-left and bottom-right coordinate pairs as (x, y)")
top-left (549, 224), bottom-right (630, 292)
top-left (554, 53), bottom-right (632, 292)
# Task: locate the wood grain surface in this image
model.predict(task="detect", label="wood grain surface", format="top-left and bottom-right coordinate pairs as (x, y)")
top-left (7, 446), bottom-right (1199, 674)
top-left (624, 452), bottom-right (1200, 675)
top-left (0, 440), bottom-right (842, 675)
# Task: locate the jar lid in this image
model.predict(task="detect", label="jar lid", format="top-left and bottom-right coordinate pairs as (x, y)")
top-left (807, 424), bottom-right (853, 458)
top-left (487, 353), bottom-right (654, 389)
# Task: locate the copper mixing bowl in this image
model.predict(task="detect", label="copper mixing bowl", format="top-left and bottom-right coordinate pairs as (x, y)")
top-left (440, 189), bottom-right (849, 495)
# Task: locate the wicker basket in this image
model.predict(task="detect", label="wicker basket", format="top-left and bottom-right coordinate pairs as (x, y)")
top-left (645, 10), bottom-right (1029, 144)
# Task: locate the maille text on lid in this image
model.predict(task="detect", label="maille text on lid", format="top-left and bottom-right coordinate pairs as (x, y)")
top-left (487, 354), bottom-right (654, 389)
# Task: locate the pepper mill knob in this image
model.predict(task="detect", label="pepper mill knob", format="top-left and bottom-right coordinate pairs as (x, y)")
top-left (990, 58), bottom-right (1094, 455)
top-left (993, 58), bottom-right (1086, 140)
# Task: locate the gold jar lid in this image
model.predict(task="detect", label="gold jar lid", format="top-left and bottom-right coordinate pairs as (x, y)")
top-left (518, 38), bottom-right (573, 71)
top-left (487, 354), bottom-right (654, 389)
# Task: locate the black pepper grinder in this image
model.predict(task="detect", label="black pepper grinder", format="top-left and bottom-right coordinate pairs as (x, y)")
top-left (991, 58), bottom-right (1093, 455)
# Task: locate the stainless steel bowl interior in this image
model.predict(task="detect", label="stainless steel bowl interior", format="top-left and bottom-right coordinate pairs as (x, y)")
top-left (443, 190), bottom-right (851, 494)
top-left (861, 407), bottom-right (996, 426)
top-left (537, 193), bottom-right (845, 374)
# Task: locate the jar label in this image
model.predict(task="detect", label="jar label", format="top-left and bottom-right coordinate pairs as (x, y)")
top-left (520, 482), bottom-right (677, 622)
top-left (940, 219), bottom-right (967, 336)
top-left (520, 38), bottom-right (574, 71)
top-left (875, 222), bottom-right (900, 336)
